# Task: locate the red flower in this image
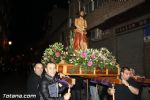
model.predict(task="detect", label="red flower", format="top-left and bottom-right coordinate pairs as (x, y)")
top-left (88, 60), bottom-right (93, 67)
top-left (81, 52), bottom-right (87, 58)
top-left (91, 53), bottom-right (95, 59)
top-left (55, 52), bottom-right (60, 57)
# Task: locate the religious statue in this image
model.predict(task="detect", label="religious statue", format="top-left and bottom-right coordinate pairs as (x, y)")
top-left (73, 10), bottom-right (88, 51)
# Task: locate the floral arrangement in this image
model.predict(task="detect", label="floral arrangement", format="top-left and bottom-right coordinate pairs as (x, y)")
top-left (70, 48), bottom-right (116, 73)
top-left (71, 49), bottom-right (100, 73)
top-left (41, 42), bottom-right (116, 72)
top-left (98, 48), bottom-right (116, 69)
top-left (41, 42), bottom-right (64, 67)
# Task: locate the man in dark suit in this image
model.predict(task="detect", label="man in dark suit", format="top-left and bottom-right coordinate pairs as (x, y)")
top-left (27, 63), bottom-right (44, 100)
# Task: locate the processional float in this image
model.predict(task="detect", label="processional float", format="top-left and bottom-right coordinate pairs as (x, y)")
top-left (41, 42), bottom-right (150, 100)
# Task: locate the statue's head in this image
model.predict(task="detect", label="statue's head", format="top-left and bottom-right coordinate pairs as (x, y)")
top-left (79, 10), bottom-right (85, 17)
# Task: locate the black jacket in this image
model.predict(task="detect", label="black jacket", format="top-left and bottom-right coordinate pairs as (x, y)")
top-left (27, 72), bottom-right (42, 100)
top-left (39, 73), bottom-right (66, 100)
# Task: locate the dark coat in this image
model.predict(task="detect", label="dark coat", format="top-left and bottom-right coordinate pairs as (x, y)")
top-left (27, 72), bottom-right (41, 100)
top-left (39, 73), bottom-right (67, 100)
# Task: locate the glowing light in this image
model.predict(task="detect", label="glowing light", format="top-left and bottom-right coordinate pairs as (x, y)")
top-left (8, 41), bottom-right (12, 45)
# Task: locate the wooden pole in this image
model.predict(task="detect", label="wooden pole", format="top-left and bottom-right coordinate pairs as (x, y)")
top-left (78, 0), bottom-right (80, 12)
top-left (68, 87), bottom-right (71, 93)
top-left (94, 84), bottom-right (98, 100)
top-left (87, 79), bottom-right (89, 100)
top-left (112, 84), bottom-right (115, 100)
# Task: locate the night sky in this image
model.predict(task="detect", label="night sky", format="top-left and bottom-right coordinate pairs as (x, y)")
top-left (1, 0), bottom-right (68, 94)
top-left (8, 0), bottom-right (68, 52)
top-left (0, 0), bottom-right (69, 93)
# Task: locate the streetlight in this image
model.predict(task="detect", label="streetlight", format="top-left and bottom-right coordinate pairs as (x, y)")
top-left (8, 41), bottom-right (12, 46)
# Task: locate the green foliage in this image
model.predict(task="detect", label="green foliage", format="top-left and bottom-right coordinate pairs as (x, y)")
top-left (41, 42), bottom-right (116, 73)
top-left (41, 42), bottom-right (64, 67)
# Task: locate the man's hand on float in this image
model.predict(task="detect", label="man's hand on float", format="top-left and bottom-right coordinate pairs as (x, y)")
top-left (58, 72), bottom-right (69, 78)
